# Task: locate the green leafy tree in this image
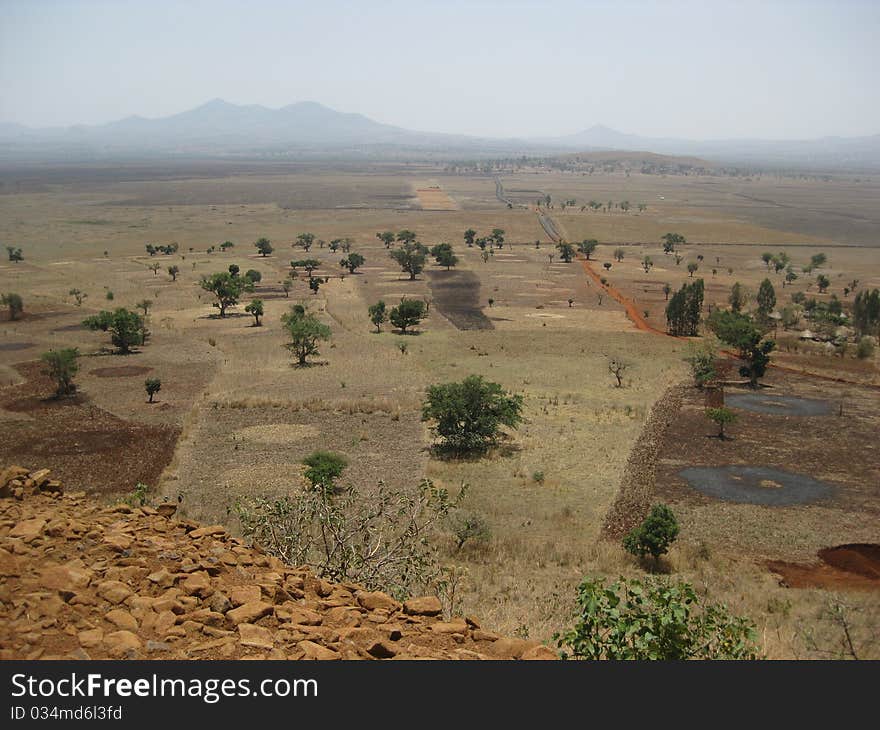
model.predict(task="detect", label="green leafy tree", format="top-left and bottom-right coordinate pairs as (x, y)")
top-left (665, 280), bottom-right (704, 336)
top-left (662, 233), bottom-right (685, 254)
top-left (784, 266), bottom-right (798, 287)
top-left (340, 252), bottom-right (365, 274)
top-left (2, 293), bottom-right (23, 321)
top-left (282, 279), bottom-right (293, 298)
top-left (296, 233), bottom-right (315, 251)
top-left (244, 299), bottom-right (264, 326)
top-left (771, 251), bottom-right (790, 274)
top-left (291, 259), bottom-right (321, 276)
top-left (614, 248), bottom-right (625, 262)
top-left (244, 269), bottom-right (262, 285)
top-left (254, 237), bottom-right (273, 256)
top-left (376, 231), bottom-right (396, 248)
top-left (810, 252), bottom-right (827, 269)
top-left (199, 272), bottom-right (252, 317)
top-left (301, 450), bottom-right (348, 493)
top-left (761, 252), bottom-right (774, 269)
top-left (167, 265), bottom-right (179, 281)
top-left (8, 246), bottom-right (24, 262)
top-left (578, 239), bottom-right (598, 259)
top-left (220, 241), bottom-right (235, 251)
top-left (145, 377), bottom-right (161, 403)
top-left (555, 576), bottom-right (760, 660)
top-left (390, 241), bottom-right (429, 280)
top-left (396, 229), bottom-right (418, 245)
top-left (623, 504), bottom-right (679, 563)
top-left (491, 228), bottom-right (505, 247)
top-left (687, 261), bottom-right (699, 277)
top-left (662, 283), bottom-right (672, 301)
top-left (389, 297), bottom-right (427, 333)
top-left (83, 308), bottom-right (146, 354)
top-left (282, 308), bottom-right (331, 366)
top-left (556, 242), bottom-right (576, 262)
top-left (816, 274), bottom-right (830, 293)
top-left (684, 339), bottom-right (717, 388)
top-left (41, 348), bottom-right (79, 397)
top-left (308, 276), bottom-right (321, 295)
top-left (368, 300), bottom-right (387, 333)
top-left (852, 289), bottom-right (880, 336)
top-left (642, 255), bottom-right (653, 273)
top-left (756, 278), bottom-right (776, 319)
top-left (422, 374), bottom-right (524, 455)
top-left (729, 282), bottom-right (748, 313)
top-left (463, 228), bottom-right (477, 247)
top-left (707, 310), bottom-right (775, 387)
top-left (706, 406), bottom-right (737, 438)
top-left (69, 288), bottom-right (87, 307)
top-left (228, 264), bottom-right (240, 277)
top-left (136, 299), bottom-right (152, 317)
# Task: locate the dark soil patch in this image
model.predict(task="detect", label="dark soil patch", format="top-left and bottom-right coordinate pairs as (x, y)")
top-left (91, 365), bottom-right (153, 378)
top-left (768, 544), bottom-right (880, 591)
top-left (0, 342), bottom-right (35, 352)
top-left (0, 361), bottom-right (179, 496)
top-left (726, 391), bottom-right (833, 416)
top-left (678, 465), bottom-right (836, 506)
top-left (427, 270), bottom-right (494, 331)
top-left (51, 323), bottom-right (86, 333)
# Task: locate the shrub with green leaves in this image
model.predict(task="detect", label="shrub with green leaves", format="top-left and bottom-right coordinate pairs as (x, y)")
top-left (244, 298), bottom-right (264, 326)
top-left (83, 308), bottom-right (146, 354)
top-left (422, 374), bottom-right (524, 455)
top-left (41, 348), bottom-right (80, 397)
top-left (623, 504), bottom-right (679, 563)
top-left (301, 450), bottom-right (348, 492)
top-left (684, 340), bottom-right (717, 388)
top-left (145, 377), bottom-right (162, 403)
top-left (1, 293), bottom-right (23, 321)
top-left (368, 300), bottom-right (387, 333)
top-left (706, 406), bottom-right (737, 438)
top-left (555, 575), bottom-right (760, 660)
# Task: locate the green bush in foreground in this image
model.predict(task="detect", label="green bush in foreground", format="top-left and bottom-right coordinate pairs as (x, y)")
top-left (555, 575), bottom-right (760, 660)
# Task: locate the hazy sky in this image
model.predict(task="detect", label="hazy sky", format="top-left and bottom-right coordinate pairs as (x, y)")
top-left (1, 0), bottom-right (878, 139)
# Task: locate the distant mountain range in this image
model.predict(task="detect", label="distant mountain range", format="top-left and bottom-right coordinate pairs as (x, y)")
top-left (1, 99), bottom-right (878, 169)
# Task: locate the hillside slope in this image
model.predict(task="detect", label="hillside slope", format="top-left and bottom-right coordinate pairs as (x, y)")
top-left (0, 466), bottom-right (554, 660)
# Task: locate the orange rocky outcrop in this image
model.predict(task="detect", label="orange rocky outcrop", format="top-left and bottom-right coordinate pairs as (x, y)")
top-left (0, 466), bottom-right (556, 661)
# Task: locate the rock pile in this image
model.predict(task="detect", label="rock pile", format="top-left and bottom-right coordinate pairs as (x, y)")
top-left (0, 466), bottom-right (556, 660)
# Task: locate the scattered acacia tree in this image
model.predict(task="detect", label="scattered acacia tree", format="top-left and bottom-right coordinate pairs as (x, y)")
top-left (167, 265), bottom-right (179, 281)
top-left (2, 293), bottom-right (23, 321)
top-left (308, 277), bottom-right (321, 295)
top-left (244, 299), bottom-right (264, 326)
top-left (463, 228), bottom-right (477, 247)
top-left (7, 246), bottom-right (23, 262)
top-left (554, 576), bottom-right (760, 660)
top-left (665, 279), bottom-right (704, 336)
top-left (199, 271), bottom-right (252, 317)
top-left (816, 274), bottom-right (830, 293)
top-left (291, 259), bottom-right (321, 277)
top-left (390, 240), bottom-right (429, 280)
top-left (228, 264), bottom-right (240, 277)
top-left (684, 339), bottom-right (718, 388)
top-left (41, 348), bottom-right (79, 397)
top-left (282, 279), bottom-right (293, 298)
top-left (282, 307), bottom-right (331, 366)
top-left (422, 374), bottom-right (523, 456)
top-left (236, 479), bottom-right (464, 599)
top-left (376, 231), bottom-right (396, 248)
top-left (244, 269), bottom-right (262, 286)
top-left (368, 300), bottom-right (387, 333)
top-left (706, 406), bottom-right (737, 439)
top-left (810, 252), bottom-right (827, 270)
top-left (662, 232), bottom-right (685, 254)
top-left (708, 310), bottom-right (775, 388)
top-left (148, 262), bottom-right (161, 276)
top-left (578, 239), bottom-right (598, 259)
top-left (557, 242), bottom-right (576, 262)
top-left (614, 248), bottom-right (625, 262)
top-left (220, 241), bottom-right (235, 252)
top-left (607, 357), bottom-right (629, 387)
top-left (254, 237), bottom-right (273, 257)
top-left (623, 504), bottom-right (679, 566)
top-left (642, 256), bottom-right (653, 273)
top-left (762, 251), bottom-right (774, 269)
top-left (145, 377), bottom-right (161, 403)
top-left (339, 252), bottom-right (365, 274)
top-left (729, 282), bottom-right (748, 313)
top-left (430, 243), bottom-right (458, 270)
top-left (389, 297), bottom-right (426, 334)
top-left (491, 228), bottom-right (505, 247)
top-left (301, 450), bottom-right (348, 494)
top-left (83, 308), bottom-right (146, 354)
top-left (756, 278), bottom-right (776, 320)
top-left (662, 283), bottom-right (672, 301)
top-left (69, 288), bottom-right (87, 307)
top-left (295, 233), bottom-right (315, 252)
top-left (136, 299), bottom-right (152, 317)
top-left (687, 261), bottom-right (699, 277)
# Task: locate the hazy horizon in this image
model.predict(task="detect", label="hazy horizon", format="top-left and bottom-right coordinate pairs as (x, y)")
top-left (2, 0), bottom-right (878, 141)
